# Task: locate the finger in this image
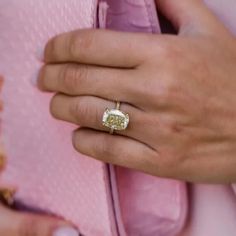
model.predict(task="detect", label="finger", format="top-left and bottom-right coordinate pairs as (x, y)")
top-left (0, 204), bottom-right (80, 236)
top-left (38, 64), bottom-right (136, 104)
top-left (50, 94), bottom-right (145, 141)
top-left (155, 0), bottom-right (224, 34)
top-left (72, 128), bottom-right (158, 175)
top-left (44, 29), bottom-right (151, 67)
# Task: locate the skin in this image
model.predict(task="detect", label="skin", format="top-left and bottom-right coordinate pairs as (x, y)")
top-left (0, 203), bottom-right (69, 236)
top-left (37, 0), bottom-right (236, 184)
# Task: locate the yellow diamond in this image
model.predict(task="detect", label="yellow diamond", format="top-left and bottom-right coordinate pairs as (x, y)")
top-left (103, 108), bottom-right (129, 130)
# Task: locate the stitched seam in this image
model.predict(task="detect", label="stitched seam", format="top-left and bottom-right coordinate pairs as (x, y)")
top-left (143, 0), bottom-right (156, 33)
top-left (91, 0), bottom-right (99, 28)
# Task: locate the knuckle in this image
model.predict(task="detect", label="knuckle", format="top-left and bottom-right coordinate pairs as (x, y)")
top-left (59, 64), bottom-right (89, 93)
top-left (68, 30), bottom-right (96, 58)
top-left (144, 73), bottom-right (180, 109)
top-left (156, 77), bottom-right (178, 106)
top-left (68, 33), bottom-right (79, 59)
top-left (159, 40), bottom-right (181, 61)
top-left (95, 136), bottom-right (116, 161)
top-left (59, 65), bottom-right (78, 93)
top-left (69, 98), bottom-right (89, 124)
top-left (75, 65), bottom-right (90, 85)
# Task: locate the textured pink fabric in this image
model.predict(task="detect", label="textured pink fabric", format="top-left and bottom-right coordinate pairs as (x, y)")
top-left (114, 168), bottom-right (187, 236)
top-left (0, 1), bottom-right (118, 236)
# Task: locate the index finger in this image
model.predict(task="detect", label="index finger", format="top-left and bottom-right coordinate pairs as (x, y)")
top-left (44, 29), bottom-right (152, 68)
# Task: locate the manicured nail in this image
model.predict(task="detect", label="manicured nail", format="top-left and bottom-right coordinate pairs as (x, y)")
top-left (35, 47), bottom-right (45, 62)
top-left (53, 226), bottom-right (80, 236)
top-left (31, 70), bottom-right (40, 86)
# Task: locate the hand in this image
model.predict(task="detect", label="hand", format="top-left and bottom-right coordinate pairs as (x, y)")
top-left (0, 202), bottom-right (79, 236)
top-left (38, 0), bottom-right (236, 183)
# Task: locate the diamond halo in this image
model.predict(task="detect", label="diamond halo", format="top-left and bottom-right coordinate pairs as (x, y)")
top-left (102, 102), bottom-right (129, 133)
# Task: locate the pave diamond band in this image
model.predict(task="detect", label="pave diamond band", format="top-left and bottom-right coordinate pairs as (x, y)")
top-left (102, 101), bottom-right (129, 134)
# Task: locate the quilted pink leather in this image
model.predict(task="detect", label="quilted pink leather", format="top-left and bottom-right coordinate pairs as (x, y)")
top-left (0, 1), bottom-right (118, 236)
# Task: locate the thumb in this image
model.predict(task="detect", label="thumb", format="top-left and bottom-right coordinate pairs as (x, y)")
top-left (0, 204), bottom-right (80, 236)
top-left (155, 0), bottom-right (224, 35)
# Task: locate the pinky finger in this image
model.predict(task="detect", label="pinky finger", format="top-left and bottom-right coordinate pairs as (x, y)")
top-left (72, 128), bottom-right (159, 174)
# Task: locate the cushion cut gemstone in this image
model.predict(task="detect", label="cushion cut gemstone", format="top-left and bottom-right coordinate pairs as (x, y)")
top-left (102, 108), bottom-right (129, 130)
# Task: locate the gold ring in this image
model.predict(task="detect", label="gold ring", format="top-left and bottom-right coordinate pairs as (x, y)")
top-left (102, 101), bottom-right (129, 134)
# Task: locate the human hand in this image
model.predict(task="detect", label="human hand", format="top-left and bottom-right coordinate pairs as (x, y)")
top-left (38, 0), bottom-right (236, 183)
top-left (0, 201), bottom-right (79, 236)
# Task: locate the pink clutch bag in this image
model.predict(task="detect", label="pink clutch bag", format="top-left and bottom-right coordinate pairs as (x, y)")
top-left (0, 0), bottom-right (188, 235)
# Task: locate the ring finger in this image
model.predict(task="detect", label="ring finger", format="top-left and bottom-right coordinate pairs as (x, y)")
top-left (50, 94), bottom-right (148, 142)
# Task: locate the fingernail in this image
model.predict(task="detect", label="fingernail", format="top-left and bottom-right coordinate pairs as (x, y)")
top-left (53, 226), bottom-right (80, 236)
top-left (35, 47), bottom-right (45, 62)
top-left (31, 70), bottom-right (40, 86)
